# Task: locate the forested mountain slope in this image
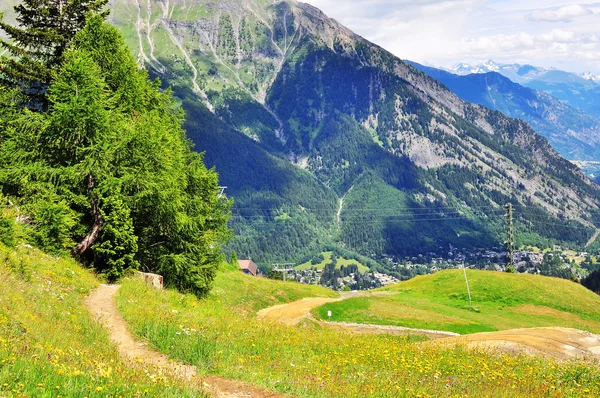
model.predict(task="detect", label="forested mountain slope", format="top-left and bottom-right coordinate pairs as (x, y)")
top-left (408, 61), bottom-right (600, 162)
top-left (98, 0), bottom-right (600, 263)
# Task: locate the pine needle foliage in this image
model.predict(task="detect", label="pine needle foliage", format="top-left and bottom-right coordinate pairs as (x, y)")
top-left (0, 15), bottom-right (232, 297)
top-left (0, 0), bottom-right (108, 104)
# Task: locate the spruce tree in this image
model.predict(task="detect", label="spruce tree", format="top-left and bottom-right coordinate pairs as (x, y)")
top-left (0, 0), bottom-right (109, 103)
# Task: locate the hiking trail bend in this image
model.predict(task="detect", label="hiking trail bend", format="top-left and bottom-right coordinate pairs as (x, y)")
top-left (86, 284), bottom-right (288, 398)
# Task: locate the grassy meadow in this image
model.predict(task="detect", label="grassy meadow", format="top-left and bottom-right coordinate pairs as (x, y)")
top-left (295, 251), bottom-right (369, 273)
top-left (314, 270), bottom-right (600, 334)
top-left (0, 243), bottom-right (199, 397)
top-left (117, 268), bottom-right (600, 397)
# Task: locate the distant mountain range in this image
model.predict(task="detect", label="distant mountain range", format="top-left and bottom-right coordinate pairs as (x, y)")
top-left (445, 60), bottom-right (600, 120)
top-left (408, 61), bottom-right (600, 162)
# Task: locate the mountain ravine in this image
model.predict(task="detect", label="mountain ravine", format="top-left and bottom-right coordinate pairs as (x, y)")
top-left (100, 0), bottom-right (600, 264)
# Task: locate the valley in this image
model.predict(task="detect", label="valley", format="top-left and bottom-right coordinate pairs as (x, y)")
top-left (3, 0), bottom-right (600, 396)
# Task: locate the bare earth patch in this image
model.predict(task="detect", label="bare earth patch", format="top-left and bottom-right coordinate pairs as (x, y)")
top-left (258, 294), bottom-right (600, 361)
top-left (428, 327), bottom-right (600, 361)
top-left (86, 284), bottom-right (289, 398)
top-left (257, 292), bottom-right (458, 338)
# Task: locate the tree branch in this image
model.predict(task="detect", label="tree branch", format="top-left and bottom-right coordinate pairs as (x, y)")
top-left (72, 174), bottom-right (103, 256)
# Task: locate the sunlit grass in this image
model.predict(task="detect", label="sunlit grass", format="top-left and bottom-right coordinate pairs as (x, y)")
top-left (0, 243), bottom-right (199, 397)
top-left (117, 269), bottom-right (600, 397)
top-left (314, 270), bottom-right (600, 334)
top-left (295, 251), bottom-right (369, 273)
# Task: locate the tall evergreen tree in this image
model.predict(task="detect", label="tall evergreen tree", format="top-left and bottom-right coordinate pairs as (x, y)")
top-left (0, 15), bottom-right (232, 296)
top-left (0, 0), bottom-right (108, 103)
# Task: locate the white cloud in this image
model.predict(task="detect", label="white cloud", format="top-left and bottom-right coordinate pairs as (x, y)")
top-left (528, 4), bottom-right (593, 22)
top-left (304, 0), bottom-right (600, 73)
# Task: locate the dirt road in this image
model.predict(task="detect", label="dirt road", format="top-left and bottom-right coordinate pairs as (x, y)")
top-left (256, 297), bottom-right (344, 325)
top-left (257, 293), bottom-right (600, 360)
top-left (86, 284), bottom-right (288, 398)
top-left (428, 327), bottom-right (600, 361)
top-left (256, 292), bottom-right (458, 338)
top-left (586, 229), bottom-right (600, 248)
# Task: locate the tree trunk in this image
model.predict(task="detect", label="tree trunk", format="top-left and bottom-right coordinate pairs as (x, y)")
top-left (72, 175), bottom-right (103, 256)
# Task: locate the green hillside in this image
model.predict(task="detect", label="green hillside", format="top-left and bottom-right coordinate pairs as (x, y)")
top-left (295, 251), bottom-right (369, 273)
top-left (0, 243), bottom-right (197, 397)
top-left (315, 270), bottom-right (600, 334)
top-left (117, 267), bottom-right (600, 397)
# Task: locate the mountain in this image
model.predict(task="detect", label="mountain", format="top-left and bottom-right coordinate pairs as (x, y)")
top-left (448, 60), bottom-right (600, 120)
top-left (582, 72), bottom-right (600, 83)
top-left (3, 0), bottom-right (600, 265)
top-left (102, 0), bottom-right (600, 263)
top-left (408, 61), bottom-right (600, 161)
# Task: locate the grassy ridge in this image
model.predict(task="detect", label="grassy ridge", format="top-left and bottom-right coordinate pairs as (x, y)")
top-left (117, 269), bottom-right (600, 397)
top-left (0, 243), bottom-right (198, 397)
top-left (314, 270), bottom-right (600, 334)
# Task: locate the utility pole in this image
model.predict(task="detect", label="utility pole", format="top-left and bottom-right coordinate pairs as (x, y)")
top-left (505, 203), bottom-right (514, 269)
top-left (462, 263), bottom-right (472, 310)
top-left (272, 263), bottom-right (295, 282)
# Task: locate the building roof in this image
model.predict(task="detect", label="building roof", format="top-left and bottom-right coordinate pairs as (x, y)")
top-left (238, 260), bottom-right (258, 276)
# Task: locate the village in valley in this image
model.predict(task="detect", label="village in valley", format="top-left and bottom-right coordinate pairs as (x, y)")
top-left (237, 245), bottom-right (598, 291)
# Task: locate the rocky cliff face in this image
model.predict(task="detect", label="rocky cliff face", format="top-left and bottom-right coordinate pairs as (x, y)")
top-left (102, 0), bottom-right (600, 259)
top-left (408, 62), bottom-right (600, 162)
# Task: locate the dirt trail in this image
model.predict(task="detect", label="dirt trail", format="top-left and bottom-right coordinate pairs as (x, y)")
top-left (256, 292), bottom-right (456, 338)
top-left (86, 284), bottom-right (288, 398)
top-left (257, 297), bottom-right (343, 325)
top-left (427, 327), bottom-right (600, 361)
top-left (257, 294), bottom-right (600, 358)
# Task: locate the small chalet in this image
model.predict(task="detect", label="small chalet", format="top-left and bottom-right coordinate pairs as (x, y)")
top-left (238, 260), bottom-right (259, 276)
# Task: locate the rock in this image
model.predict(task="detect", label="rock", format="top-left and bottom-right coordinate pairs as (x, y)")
top-left (136, 272), bottom-right (164, 290)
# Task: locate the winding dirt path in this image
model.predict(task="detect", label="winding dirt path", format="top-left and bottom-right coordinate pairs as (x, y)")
top-left (86, 284), bottom-right (288, 398)
top-left (256, 292), bottom-right (458, 339)
top-left (257, 297), bottom-right (343, 325)
top-left (257, 293), bottom-right (600, 359)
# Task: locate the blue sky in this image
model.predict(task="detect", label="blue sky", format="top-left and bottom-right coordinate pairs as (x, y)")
top-left (303, 1), bottom-right (600, 73)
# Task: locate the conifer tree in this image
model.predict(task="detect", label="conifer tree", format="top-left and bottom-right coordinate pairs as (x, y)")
top-left (0, 0), bottom-right (108, 103)
top-left (230, 250), bottom-right (239, 268)
top-left (0, 15), bottom-right (231, 296)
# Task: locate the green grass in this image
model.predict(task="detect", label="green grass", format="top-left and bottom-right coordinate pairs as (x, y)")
top-left (314, 270), bottom-right (600, 334)
top-left (295, 251), bottom-right (369, 273)
top-left (0, 243), bottom-right (199, 397)
top-left (210, 266), bottom-right (339, 311)
top-left (117, 268), bottom-right (600, 397)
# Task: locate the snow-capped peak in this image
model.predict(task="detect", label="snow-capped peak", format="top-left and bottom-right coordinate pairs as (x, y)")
top-left (581, 72), bottom-right (600, 82)
top-left (482, 59), bottom-right (500, 71)
top-left (449, 60), bottom-right (504, 75)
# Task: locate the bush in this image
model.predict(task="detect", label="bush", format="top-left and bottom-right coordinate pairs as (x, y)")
top-left (0, 215), bottom-right (15, 247)
top-left (29, 199), bottom-right (77, 254)
top-left (0, 195), bottom-right (16, 247)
